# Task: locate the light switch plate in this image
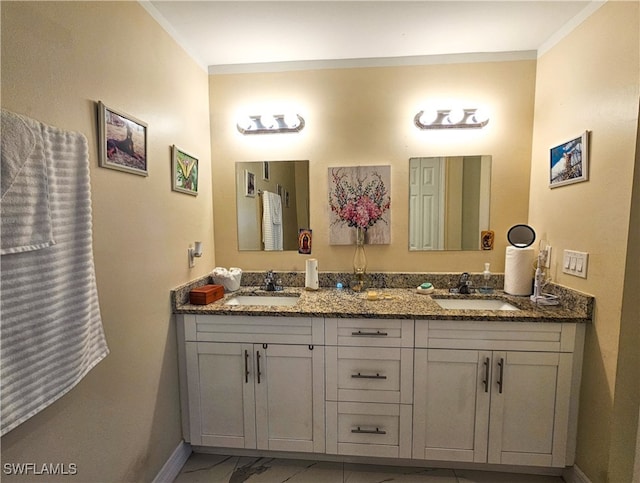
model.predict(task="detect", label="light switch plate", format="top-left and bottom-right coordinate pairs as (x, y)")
top-left (563, 250), bottom-right (589, 278)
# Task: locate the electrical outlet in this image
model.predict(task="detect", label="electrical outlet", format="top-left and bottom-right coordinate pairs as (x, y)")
top-left (562, 250), bottom-right (588, 278)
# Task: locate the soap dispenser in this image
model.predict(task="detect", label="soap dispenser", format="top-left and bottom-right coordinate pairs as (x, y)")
top-left (480, 263), bottom-right (493, 294)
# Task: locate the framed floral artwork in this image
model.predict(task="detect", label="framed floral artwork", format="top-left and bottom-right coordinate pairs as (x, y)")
top-left (328, 165), bottom-right (391, 245)
top-left (171, 145), bottom-right (198, 196)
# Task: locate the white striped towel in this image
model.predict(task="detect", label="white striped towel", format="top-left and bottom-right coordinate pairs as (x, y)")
top-left (1, 109), bottom-right (55, 254)
top-left (261, 191), bottom-right (283, 251)
top-left (0, 110), bottom-right (109, 435)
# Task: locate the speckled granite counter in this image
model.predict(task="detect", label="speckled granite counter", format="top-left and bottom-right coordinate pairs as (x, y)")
top-left (172, 272), bottom-right (593, 323)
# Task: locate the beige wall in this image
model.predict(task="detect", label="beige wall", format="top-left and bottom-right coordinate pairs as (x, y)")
top-left (210, 60), bottom-right (536, 272)
top-left (1, 2), bottom-right (213, 482)
top-left (529, 2), bottom-right (639, 482)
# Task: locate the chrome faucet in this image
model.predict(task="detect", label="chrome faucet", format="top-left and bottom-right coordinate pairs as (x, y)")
top-left (263, 270), bottom-right (282, 291)
top-left (455, 272), bottom-right (473, 294)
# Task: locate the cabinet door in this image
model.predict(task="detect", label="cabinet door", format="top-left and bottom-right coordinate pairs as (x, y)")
top-left (413, 349), bottom-right (491, 462)
top-left (255, 344), bottom-right (325, 453)
top-left (186, 342), bottom-right (256, 448)
top-left (488, 351), bottom-right (572, 467)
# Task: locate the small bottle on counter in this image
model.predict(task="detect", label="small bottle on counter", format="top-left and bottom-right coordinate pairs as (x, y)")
top-left (480, 263), bottom-right (493, 294)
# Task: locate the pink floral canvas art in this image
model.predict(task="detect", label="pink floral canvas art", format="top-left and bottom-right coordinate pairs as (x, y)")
top-left (328, 165), bottom-right (391, 245)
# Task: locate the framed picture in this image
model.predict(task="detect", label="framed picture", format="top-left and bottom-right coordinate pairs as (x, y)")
top-left (550, 131), bottom-right (589, 188)
top-left (328, 165), bottom-right (391, 245)
top-left (245, 170), bottom-right (256, 197)
top-left (263, 161), bottom-right (270, 181)
top-left (98, 101), bottom-right (148, 176)
top-left (298, 229), bottom-right (312, 254)
top-left (276, 184), bottom-right (283, 197)
top-left (171, 145), bottom-right (198, 196)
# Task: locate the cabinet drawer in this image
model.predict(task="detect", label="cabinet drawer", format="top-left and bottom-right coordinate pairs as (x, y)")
top-left (338, 348), bottom-right (400, 392)
top-left (415, 320), bottom-right (575, 352)
top-left (326, 346), bottom-right (413, 404)
top-left (338, 402), bottom-right (399, 446)
top-left (326, 402), bottom-right (412, 458)
top-left (182, 314), bottom-right (324, 345)
top-left (325, 318), bottom-right (413, 347)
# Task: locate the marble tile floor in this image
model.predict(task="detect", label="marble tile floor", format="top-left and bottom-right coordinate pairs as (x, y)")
top-left (174, 453), bottom-right (566, 483)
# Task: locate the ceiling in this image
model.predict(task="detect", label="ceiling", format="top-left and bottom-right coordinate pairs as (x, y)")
top-left (145, 1), bottom-right (598, 73)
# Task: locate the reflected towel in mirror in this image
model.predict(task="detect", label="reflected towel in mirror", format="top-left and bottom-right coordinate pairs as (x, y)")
top-left (262, 191), bottom-right (283, 250)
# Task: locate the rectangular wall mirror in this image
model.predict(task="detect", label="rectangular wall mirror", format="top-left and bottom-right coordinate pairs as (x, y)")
top-left (236, 160), bottom-right (310, 251)
top-left (409, 155), bottom-right (491, 251)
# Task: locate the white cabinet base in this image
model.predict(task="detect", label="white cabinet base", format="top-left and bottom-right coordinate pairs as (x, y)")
top-left (178, 315), bottom-right (584, 473)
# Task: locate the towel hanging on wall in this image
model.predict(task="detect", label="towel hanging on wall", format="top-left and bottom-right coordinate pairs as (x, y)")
top-left (0, 109), bottom-right (109, 435)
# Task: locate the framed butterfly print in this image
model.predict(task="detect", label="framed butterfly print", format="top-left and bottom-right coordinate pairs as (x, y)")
top-left (171, 145), bottom-right (199, 196)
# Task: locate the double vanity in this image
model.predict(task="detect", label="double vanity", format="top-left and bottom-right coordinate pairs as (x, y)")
top-left (172, 273), bottom-right (592, 474)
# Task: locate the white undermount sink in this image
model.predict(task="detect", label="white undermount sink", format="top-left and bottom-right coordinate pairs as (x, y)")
top-left (224, 295), bottom-right (300, 307)
top-left (434, 298), bottom-right (520, 311)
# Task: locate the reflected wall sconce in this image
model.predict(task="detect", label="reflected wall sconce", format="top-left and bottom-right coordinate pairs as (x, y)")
top-left (414, 108), bottom-right (489, 129)
top-left (188, 241), bottom-right (203, 268)
top-left (237, 113), bottom-right (305, 134)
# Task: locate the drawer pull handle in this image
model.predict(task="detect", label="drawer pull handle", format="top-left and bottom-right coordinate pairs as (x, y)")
top-left (352, 427), bottom-right (386, 435)
top-left (351, 373), bottom-right (387, 380)
top-left (244, 350), bottom-right (250, 383)
top-left (256, 350), bottom-right (262, 384)
top-left (483, 357), bottom-right (490, 393)
top-left (497, 357), bottom-right (504, 394)
top-left (351, 330), bottom-right (388, 337)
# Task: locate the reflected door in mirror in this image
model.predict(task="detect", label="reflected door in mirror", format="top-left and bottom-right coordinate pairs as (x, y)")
top-left (409, 156), bottom-right (491, 251)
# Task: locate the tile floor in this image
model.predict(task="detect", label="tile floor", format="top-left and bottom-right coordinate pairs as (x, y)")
top-left (174, 453), bottom-right (566, 483)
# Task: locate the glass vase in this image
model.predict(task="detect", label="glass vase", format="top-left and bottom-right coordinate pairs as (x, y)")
top-left (351, 227), bottom-right (367, 291)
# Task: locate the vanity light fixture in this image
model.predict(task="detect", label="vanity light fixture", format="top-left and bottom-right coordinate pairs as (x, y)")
top-left (414, 108), bottom-right (489, 129)
top-left (237, 113), bottom-right (305, 135)
top-left (188, 241), bottom-right (203, 268)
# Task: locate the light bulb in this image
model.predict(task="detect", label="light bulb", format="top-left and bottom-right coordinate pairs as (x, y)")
top-left (472, 108), bottom-right (489, 124)
top-left (237, 115), bottom-right (255, 131)
top-left (284, 112), bottom-right (300, 128)
top-left (418, 108), bottom-right (438, 125)
top-left (260, 114), bottom-right (276, 129)
top-left (447, 108), bottom-right (465, 125)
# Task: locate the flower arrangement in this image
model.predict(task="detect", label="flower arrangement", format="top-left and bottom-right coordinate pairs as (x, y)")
top-left (329, 168), bottom-right (390, 230)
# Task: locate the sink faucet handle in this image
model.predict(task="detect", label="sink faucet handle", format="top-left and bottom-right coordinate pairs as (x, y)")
top-left (457, 272), bottom-right (473, 294)
top-left (264, 270), bottom-right (277, 291)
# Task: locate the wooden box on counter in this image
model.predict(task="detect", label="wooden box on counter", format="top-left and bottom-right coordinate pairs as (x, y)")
top-left (189, 284), bottom-right (224, 305)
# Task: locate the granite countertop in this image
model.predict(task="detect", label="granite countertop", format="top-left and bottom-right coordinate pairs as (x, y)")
top-left (173, 285), bottom-right (592, 323)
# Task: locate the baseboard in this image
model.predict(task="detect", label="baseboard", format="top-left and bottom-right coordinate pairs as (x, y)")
top-left (563, 465), bottom-right (592, 483)
top-left (153, 440), bottom-right (192, 483)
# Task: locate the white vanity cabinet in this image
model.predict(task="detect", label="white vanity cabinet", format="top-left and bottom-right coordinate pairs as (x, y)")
top-left (325, 318), bottom-right (414, 458)
top-left (175, 308), bottom-right (586, 472)
top-left (177, 315), bottom-right (325, 453)
top-left (413, 320), bottom-right (585, 468)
